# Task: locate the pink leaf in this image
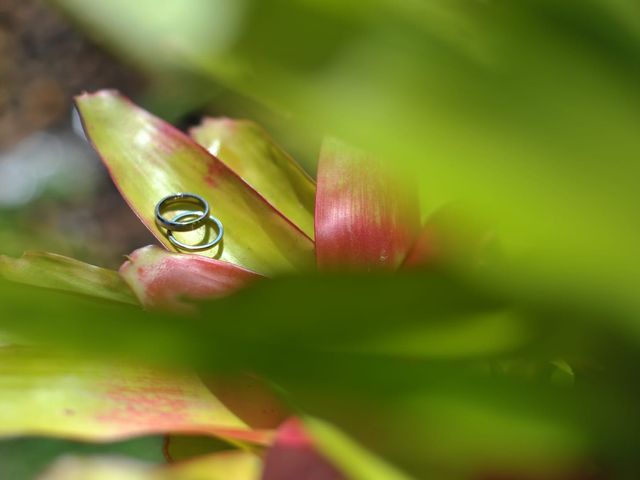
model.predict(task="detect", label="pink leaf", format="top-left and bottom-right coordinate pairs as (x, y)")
top-left (120, 245), bottom-right (261, 312)
top-left (315, 138), bottom-right (420, 272)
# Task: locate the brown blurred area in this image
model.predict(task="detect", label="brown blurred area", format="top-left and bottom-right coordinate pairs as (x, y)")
top-left (0, 0), bottom-right (142, 149)
top-left (0, 0), bottom-right (156, 268)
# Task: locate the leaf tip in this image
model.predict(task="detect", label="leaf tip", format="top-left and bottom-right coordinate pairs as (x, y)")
top-left (74, 88), bottom-right (123, 103)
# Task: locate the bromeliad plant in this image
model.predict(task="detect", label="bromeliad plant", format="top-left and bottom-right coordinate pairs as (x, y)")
top-left (0, 90), bottom-right (438, 479)
top-left (75, 90), bottom-right (424, 309)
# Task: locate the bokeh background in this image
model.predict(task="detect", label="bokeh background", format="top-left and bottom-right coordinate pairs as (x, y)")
top-left (0, 0), bottom-right (152, 269)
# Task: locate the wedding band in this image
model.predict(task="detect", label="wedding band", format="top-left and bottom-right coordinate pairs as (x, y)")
top-left (155, 193), bottom-right (210, 232)
top-left (167, 211), bottom-right (224, 252)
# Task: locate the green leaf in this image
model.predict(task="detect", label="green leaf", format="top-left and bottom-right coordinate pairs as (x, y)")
top-left (190, 118), bottom-right (316, 239)
top-left (38, 451), bottom-right (261, 480)
top-left (120, 246), bottom-right (261, 312)
top-left (0, 270), bottom-right (524, 369)
top-left (163, 435), bottom-right (234, 463)
top-left (315, 138), bottom-right (420, 271)
top-left (262, 418), bottom-right (344, 480)
top-left (0, 251), bottom-right (137, 305)
top-left (0, 346), bottom-right (253, 442)
top-left (303, 417), bottom-right (414, 480)
top-left (0, 274), bottom-right (637, 476)
top-left (75, 91), bottom-right (315, 275)
top-left (166, 451), bottom-right (261, 480)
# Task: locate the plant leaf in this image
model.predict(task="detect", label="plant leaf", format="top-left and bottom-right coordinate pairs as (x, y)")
top-left (0, 276), bottom-right (632, 477)
top-left (0, 346), bottom-right (258, 442)
top-left (190, 118), bottom-right (316, 239)
top-left (119, 246), bottom-right (261, 312)
top-left (38, 451), bottom-right (262, 480)
top-left (314, 138), bottom-right (420, 271)
top-left (303, 417), bottom-right (414, 480)
top-left (164, 435), bottom-right (234, 463)
top-left (168, 451), bottom-right (262, 480)
top-left (262, 418), bottom-right (344, 480)
top-left (201, 373), bottom-right (290, 430)
top-left (262, 417), bottom-right (413, 480)
top-left (0, 251), bottom-right (136, 305)
top-left (75, 90), bottom-right (315, 275)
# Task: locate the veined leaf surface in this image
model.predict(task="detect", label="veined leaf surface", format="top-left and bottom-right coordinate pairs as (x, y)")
top-left (315, 138), bottom-right (419, 271)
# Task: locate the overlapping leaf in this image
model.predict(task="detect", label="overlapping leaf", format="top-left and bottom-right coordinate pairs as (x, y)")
top-left (303, 417), bottom-right (413, 480)
top-left (0, 273), bottom-right (636, 477)
top-left (191, 118), bottom-right (315, 239)
top-left (262, 418), bottom-right (344, 480)
top-left (0, 251), bottom-right (136, 305)
top-left (75, 91), bottom-right (314, 275)
top-left (120, 246), bottom-right (261, 312)
top-left (403, 205), bottom-right (499, 270)
top-left (39, 451), bottom-right (262, 480)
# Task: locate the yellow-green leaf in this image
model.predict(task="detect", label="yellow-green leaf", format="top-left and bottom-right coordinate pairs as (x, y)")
top-left (0, 251), bottom-right (137, 305)
top-left (302, 417), bottom-right (414, 480)
top-left (191, 118), bottom-right (316, 239)
top-left (75, 91), bottom-right (315, 275)
top-left (0, 346), bottom-right (251, 442)
top-left (38, 451), bottom-right (262, 480)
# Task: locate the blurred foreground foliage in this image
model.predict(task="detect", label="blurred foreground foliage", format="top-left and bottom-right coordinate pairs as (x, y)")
top-left (1, 0), bottom-right (640, 477)
top-left (2, 264), bottom-right (640, 476)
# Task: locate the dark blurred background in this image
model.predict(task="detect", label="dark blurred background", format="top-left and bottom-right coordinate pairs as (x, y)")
top-left (0, 0), bottom-right (153, 269)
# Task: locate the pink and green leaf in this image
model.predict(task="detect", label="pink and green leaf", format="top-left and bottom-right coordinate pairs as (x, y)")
top-left (315, 138), bottom-right (420, 272)
top-left (262, 417), bottom-right (411, 480)
top-left (75, 90), bottom-right (314, 276)
top-left (0, 251), bottom-right (137, 305)
top-left (164, 372), bottom-right (288, 462)
top-left (119, 246), bottom-right (261, 312)
top-left (0, 346), bottom-right (261, 442)
top-left (190, 118), bottom-right (316, 239)
top-left (302, 417), bottom-right (414, 480)
top-left (262, 418), bottom-right (344, 480)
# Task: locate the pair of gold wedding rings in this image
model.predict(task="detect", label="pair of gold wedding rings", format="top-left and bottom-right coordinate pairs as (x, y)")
top-left (155, 193), bottom-right (223, 251)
